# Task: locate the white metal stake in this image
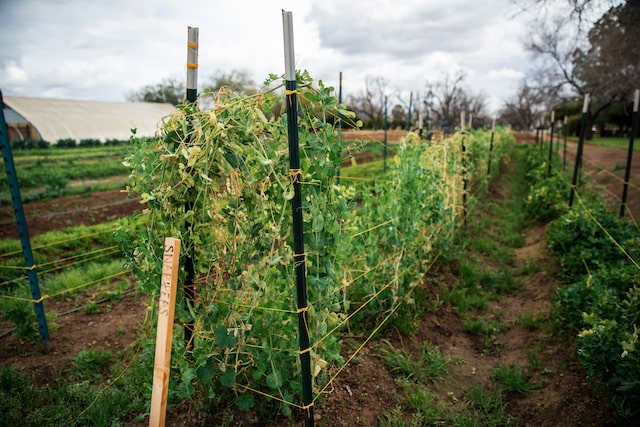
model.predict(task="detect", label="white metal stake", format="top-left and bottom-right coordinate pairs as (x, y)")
top-left (282, 11), bottom-right (295, 82)
top-left (186, 27), bottom-right (199, 102)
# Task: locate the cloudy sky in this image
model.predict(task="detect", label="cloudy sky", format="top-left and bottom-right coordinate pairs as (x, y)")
top-left (0, 0), bottom-right (533, 114)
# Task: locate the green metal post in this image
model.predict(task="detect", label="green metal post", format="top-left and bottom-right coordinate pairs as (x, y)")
top-left (547, 110), bottom-right (555, 177)
top-left (336, 71), bottom-right (342, 184)
top-left (569, 94), bottom-right (590, 207)
top-left (620, 89), bottom-right (639, 218)
top-left (283, 11), bottom-right (314, 427)
top-left (563, 116), bottom-right (568, 167)
top-left (487, 118), bottom-right (495, 175)
top-left (383, 95), bottom-right (388, 172)
top-left (406, 91), bottom-right (413, 131)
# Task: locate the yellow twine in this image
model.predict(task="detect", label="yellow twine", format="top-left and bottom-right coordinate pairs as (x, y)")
top-left (335, 176), bottom-right (395, 184)
top-left (1, 228), bottom-right (117, 260)
top-left (187, 41), bottom-right (198, 48)
top-left (350, 217), bottom-right (398, 239)
top-left (574, 191), bottom-right (640, 270)
top-left (0, 294), bottom-right (47, 303)
top-left (314, 255), bottom-right (439, 400)
top-left (211, 298), bottom-right (298, 314)
top-left (0, 265), bottom-right (30, 271)
top-left (289, 168), bottom-right (302, 184)
top-left (0, 270), bottom-right (133, 304)
top-left (186, 62), bottom-right (198, 68)
top-left (36, 245), bottom-right (118, 271)
top-left (284, 89), bottom-right (298, 95)
top-left (235, 383), bottom-right (305, 410)
top-left (75, 337), bottom-right (144, 422)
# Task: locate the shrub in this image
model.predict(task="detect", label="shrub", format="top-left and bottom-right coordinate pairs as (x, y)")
top-left (56, 138), bottom-right (77, 148)
top-left (547, 203), bottom-right (640, 281)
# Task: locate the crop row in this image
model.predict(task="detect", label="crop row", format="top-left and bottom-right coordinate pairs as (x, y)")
top-left (524, 144), bottom-right (640, 422)
top-left (120, 71), bottom-right (513, 416)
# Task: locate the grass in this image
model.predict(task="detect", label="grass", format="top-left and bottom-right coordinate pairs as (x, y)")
top-left (517, 311), bottom-right (545, 330)
top-left (581, 136), bottom-right (639, 151)
top-left (339, 158), bottom-right (388, 181)
top-left (379, 340), bottom-right (451, 383)
top-left (0, 342), bottom-right (153, 426)
top-left (465, 385), bottom-right (517, 426)
top-left (0, 220), bottom-right (130, 339)
top-left (0, 145), bottom-right (132, 199)
top-left (491, 364), bottom-right (534, 395)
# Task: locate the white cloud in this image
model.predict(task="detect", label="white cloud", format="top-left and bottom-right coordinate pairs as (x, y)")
top-left (2, 61), bottom-right (28, 84)
top-left (0, 0), bottom-right (532, 111)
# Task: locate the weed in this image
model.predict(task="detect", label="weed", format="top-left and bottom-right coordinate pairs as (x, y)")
top-left (517, 311), bottom-right (544, 330)
top-left (526, 349), bottom-right (541, 369)
top-left (465, 384), bottom-right (517, 426)
top-left (85, 301), bottom-right (99, 314)
top-left (70, 348), bottom-right (113, 381)
top-left (491, 364), bottom-right (534, 394)
top-left (379, 340), bottom-right (451, 383)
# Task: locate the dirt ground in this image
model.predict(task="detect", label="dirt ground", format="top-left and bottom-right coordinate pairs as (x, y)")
top-left (531, 133), bottom-right (640, 219)
top-left (0, 132), bottom-right (631, 425)
top-left (0, 189), bottom-right (143, 239)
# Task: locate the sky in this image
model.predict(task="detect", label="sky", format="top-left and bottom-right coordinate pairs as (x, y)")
top-left (0, 0), bottom-right (533, 115)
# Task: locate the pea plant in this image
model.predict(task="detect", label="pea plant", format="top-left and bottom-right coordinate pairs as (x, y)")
top-left (120, 71), bottom-right (511, 416)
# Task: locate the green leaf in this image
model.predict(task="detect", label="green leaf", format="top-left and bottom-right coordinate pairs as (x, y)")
top-left (176, 380), bottom-right (195, 399)
top-left (252, 363), bottom-right (267, 381)
top-left (312, 212), bottom-right (325, 232)
top-left (266, 370), bottom-right (283, 390)
top-left (214, 326), bottom-right (237, 349)
top-left (236, 394), bottom-right (254, 411)
top-left (196, 359), bottom-right (217, 382)
top-left (220, 369), bottom-right (236, 388)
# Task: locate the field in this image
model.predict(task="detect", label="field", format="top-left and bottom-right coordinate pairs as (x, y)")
top-left (1, 129), bottom-right (638, 425)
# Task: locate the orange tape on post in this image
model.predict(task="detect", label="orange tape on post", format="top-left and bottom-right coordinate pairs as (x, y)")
top-left (149, 238), bottom-right (181, 427)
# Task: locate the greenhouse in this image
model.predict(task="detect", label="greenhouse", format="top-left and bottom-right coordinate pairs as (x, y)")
top-left (2, 96), bottom-right (175, 143)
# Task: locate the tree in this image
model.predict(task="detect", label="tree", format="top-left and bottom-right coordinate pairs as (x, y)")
top-left (520, 0), bottom-right (633, 138)
top-left (426, 72), bottom-right (488, 131)
top-left (390, 104), bottom-right (407, 129)
top-left (346, 76), bottom-right (388, 129)
top-left (573, 1), bottom-right (640, 105)
top-left (498, 72), bottom-right (561, 130)
top-left (204, 68), bottom-right (257, 95)
top-left (126, 78), bottom-right (185, 105)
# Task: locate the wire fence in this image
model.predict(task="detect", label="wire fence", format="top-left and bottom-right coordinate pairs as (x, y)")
top-left (0, 222), bottom-right (133, 337)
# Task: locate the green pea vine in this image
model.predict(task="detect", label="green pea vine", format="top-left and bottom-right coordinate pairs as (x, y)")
top-left (119, 70), bottom-right (513, 417)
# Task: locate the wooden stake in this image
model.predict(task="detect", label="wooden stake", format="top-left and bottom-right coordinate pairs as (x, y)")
top-left (149, 238), bottom-right (181, 427)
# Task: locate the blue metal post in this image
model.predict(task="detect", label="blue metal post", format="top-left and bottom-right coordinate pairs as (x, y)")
top-left (0, 90), bottom-right (50, 345)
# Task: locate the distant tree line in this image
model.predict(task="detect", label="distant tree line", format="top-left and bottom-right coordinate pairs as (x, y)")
top-left (500, 0), bottom-right (639, 137)
top-left (11, 137), bottom-right (132, 150)
top-left (126, 69), bottom-right (257, 106)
